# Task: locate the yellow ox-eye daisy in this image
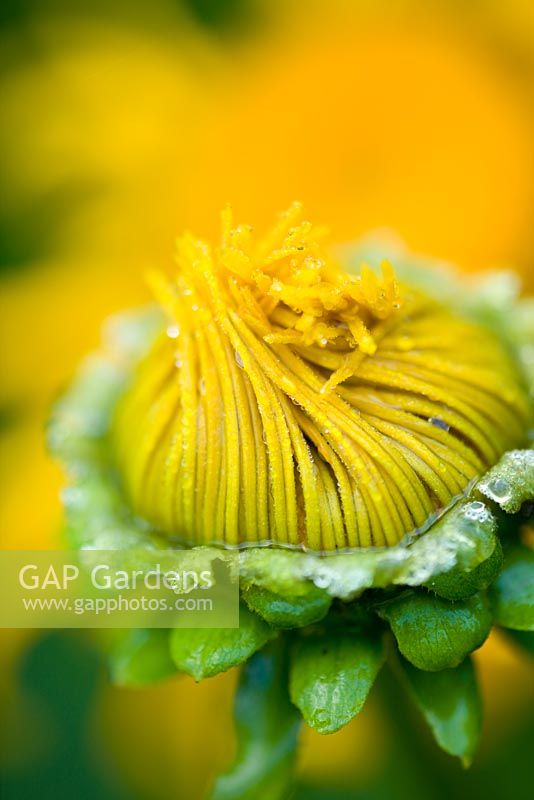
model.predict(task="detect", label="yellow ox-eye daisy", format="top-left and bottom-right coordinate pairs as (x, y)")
top-left (50, 206), bottom-right (534, 796)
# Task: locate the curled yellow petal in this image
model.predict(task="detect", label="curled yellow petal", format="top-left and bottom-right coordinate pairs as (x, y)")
top-left (113, 206), bottom-right (531, 551)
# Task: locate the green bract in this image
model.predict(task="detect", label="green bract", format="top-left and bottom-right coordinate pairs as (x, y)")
top-left (109, 629), bottom-right (177, 687)
top-left (170, 606), bottom-right (275, 681)
top-left (49, 254), bottom-right (534, 799)
top-left (289, 626), bottom-right (385, 733)
top-left (489, 544), bottom-right (534, 632)
top-left (377, 590), bottom-right (492, 671)
top-left (397, 655), bottom-right (482, 766)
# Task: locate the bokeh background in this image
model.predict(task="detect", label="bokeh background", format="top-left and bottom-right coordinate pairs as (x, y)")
top-left (0, 1), bottom-right (533, 798)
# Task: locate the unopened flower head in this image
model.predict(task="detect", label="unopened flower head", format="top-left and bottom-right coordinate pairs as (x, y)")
top-left (113, 204), bottom-right (531, 551)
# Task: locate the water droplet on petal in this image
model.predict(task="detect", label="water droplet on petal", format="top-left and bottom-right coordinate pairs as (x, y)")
top-left (429, 416), bottom-right (450, 432)
top-left (167, 324), bottom-right (180, 339)
top-left (235, 351), bottom-right (244, 368)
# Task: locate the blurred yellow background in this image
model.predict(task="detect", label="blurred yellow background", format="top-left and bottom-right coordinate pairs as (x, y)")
top-left (0, 1), bottom-right (533, 798)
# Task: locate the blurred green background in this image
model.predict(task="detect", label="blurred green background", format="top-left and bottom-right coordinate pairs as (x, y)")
top-left (0, 1), bottom-right (533, 798)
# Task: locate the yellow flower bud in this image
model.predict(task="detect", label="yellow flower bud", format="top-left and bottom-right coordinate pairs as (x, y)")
top-left (113, 206), bottom-right (530, 550)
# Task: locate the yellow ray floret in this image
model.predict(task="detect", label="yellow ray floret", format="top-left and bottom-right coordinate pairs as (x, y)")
top-left (113, 205), bottom-right (531, 551)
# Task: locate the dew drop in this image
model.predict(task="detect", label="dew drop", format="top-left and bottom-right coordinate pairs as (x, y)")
top-left (485, 477), bottom-right (511, 503)
top-left (235, 351), bottom-right (244, 368)
top-left (463, 501), bottom-right (488, 521)
top-left (166, 324), bottom-right (180, 339)
top-left (429, 416), bottom-right (450, 432)
top-left (175, 356), bottom-right (183, 368)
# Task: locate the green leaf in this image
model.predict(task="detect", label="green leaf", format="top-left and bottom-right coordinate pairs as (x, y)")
top-left (242, 584), bottom-right (331, 629)
top-left (489, 545), bottom-right (534, 631)
top-left (398, 656), bottom-right (482, 766)
top-left (170, 605), bottom-right (276, 680)
top-left (502, 628), bottom-right (534, 656)
top-left (289, 628), bottom-right (385, 734)
top-left (378, 590), bottom-right (492, 671)
top-left (211, 639), bottom-right (301, 800)
top-left (477, 450), bottom-right (534, 514)
top-left (425, 532), bottom-right (503, 600)
top-left (109, 629), bottom-right (177, 687)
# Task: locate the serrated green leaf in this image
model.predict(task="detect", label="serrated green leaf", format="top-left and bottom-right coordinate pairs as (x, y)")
top-left (211, 639), bottom-right (301, 800)
top-left (289, 628), bottom-right (385, 734)
top-left (398, 655), bottom-right (482, 766)
top-left (170, 605), bottom-right (276, 680)
top-left (378, 590), bottom-right (492, 671)
top-left (489, 545), bottom-right (534, 631)
top-left (242, 584), bottom-right (331, 629)
top-left (109, 629), bottom-right (177, 687)
top-left (477, 450), bottom-right (534, 513)
top-left (425, 533), bottom-right (503, 601)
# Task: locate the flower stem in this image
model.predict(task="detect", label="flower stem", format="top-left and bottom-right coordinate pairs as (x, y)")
top-left (211, 636), bottom-right (301, 800)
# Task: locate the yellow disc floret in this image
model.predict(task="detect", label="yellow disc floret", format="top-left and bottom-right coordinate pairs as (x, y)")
top-left (113, 204), bottom-right (531, 550)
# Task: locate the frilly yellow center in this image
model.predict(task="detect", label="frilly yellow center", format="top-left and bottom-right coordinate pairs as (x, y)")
top-left (113, 204), bottom-right (530, 551)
